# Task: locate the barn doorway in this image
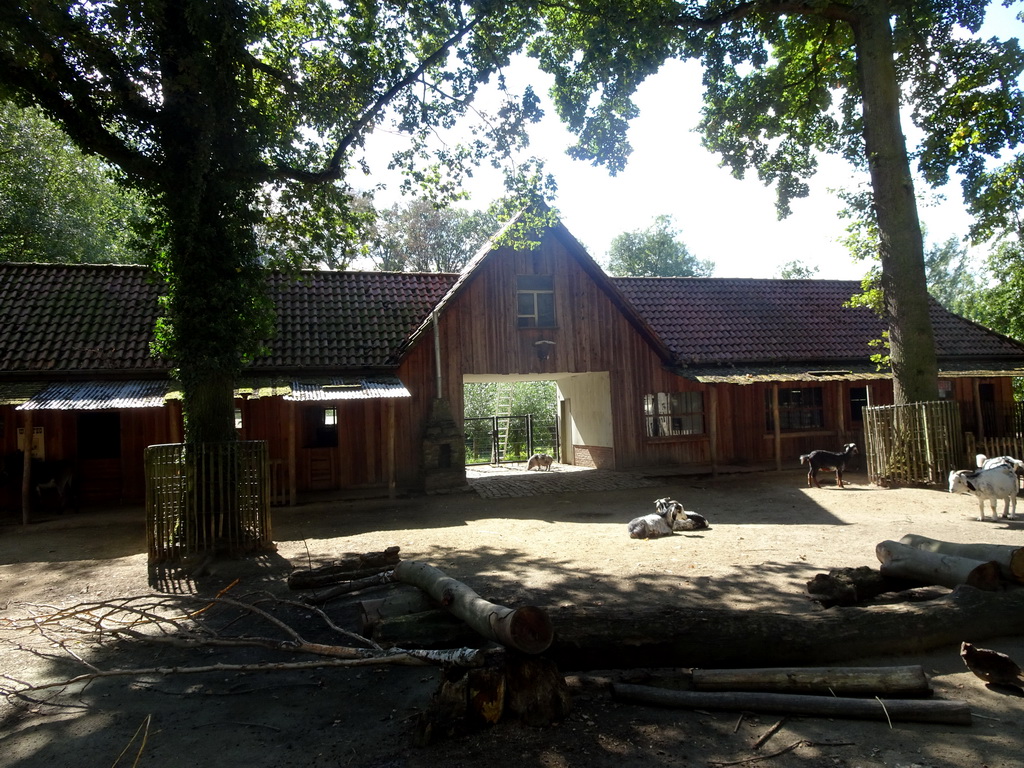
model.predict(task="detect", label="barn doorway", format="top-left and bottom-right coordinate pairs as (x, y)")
top-left (463, 380), bottom-right (558, 465)
top-left (462, 372), bottom-right (614, 469)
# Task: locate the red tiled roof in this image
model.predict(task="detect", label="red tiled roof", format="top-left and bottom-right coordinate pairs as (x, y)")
top-left (2, 264), bottom-right (1022, 380)
top-left (258, 270), bottom-right (456, 370)
top-left (610, 277), bottom-right (1024, 367)
top-left (0, 263), bottom-right (456, 375)
top-left (0, 263), bottom-right (164, 374)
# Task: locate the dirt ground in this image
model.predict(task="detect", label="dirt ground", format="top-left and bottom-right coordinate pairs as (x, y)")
top-left (3, 465), bottom-right (1024, 768)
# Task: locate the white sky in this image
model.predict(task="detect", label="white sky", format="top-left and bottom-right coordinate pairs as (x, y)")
top-left (359, 4), bottom-right (1023, 280)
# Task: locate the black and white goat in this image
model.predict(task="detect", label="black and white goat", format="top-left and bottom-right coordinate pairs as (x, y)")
top-left (949, 464), bottom-right (1018, 521)
top-left (799, 443), bottom-right (858, 488)
top-left (627, 497), bottom-right (709, 539)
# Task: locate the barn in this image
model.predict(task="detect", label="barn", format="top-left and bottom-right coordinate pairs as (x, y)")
top-left (2, 211), bottom-right (1023, 512)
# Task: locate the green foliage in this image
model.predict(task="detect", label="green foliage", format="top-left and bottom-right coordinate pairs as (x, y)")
top-left (463, 381), bottom-right (558, 462)
top-left (776, 260), bottom-right (819, 279)
top-left (0, 0), bottom-right (548, 442)
top-left (370, 198), bottom-right (499, 272)
top-left (0, 102), bottom-right (150, 264)
top-left (606, 214), bottom-right (713, 277)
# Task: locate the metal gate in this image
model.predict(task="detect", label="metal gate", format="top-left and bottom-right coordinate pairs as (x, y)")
top-left (465, 414), bottom-right (559, 465)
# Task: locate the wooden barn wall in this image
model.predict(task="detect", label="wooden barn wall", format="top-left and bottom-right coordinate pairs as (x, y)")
top-left (411, 233), bottom-right (716, 470)
top-left (0, 403), bottom-right (181, 510)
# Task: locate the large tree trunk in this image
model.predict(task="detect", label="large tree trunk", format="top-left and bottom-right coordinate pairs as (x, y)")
top-left (546, 586), bottom-right (1024, 671)
top-left (852, 2), bottom-right (939, 404)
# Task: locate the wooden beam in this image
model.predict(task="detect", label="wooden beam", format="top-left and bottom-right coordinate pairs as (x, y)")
top-left (772, 383), bottom-right (782, 472)
top-left (20, 410), bottom-right (32, 525)
top-left (709, 384), bottom-right (719, 478)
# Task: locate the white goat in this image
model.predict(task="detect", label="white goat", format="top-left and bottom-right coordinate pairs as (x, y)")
top-left (976, 453), bottom-right (1024, 473)
top-left (949, 464), bottom-right (1018, 521)
top-left (628, 497), bottom-right (709, 539)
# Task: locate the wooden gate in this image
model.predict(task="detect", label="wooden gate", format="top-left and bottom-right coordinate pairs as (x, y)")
top-left (863, 401), bottom-right (963, 487)
top-left (145, 441), bottom-right (273, 563)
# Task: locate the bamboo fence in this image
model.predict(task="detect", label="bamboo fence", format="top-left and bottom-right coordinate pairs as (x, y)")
top-left (145, 441), bottom-right (273, 563)
top-left (863, 401), bottom-right (963, 487)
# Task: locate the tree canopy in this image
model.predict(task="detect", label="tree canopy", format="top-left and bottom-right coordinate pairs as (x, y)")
top-left (606, 214), bottom-right (713, 277)
top-left (0, 102), bottom-right (148, 264)
top-left (0, 0), bottom-right (543, 442)
top-left (369, 198), bottom-right (498, 273)
top-left (528, 0), bottom-right (1024, 403)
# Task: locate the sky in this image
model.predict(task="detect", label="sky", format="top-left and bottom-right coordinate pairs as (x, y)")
top-left (360, 3), bottom-right (1023, 280)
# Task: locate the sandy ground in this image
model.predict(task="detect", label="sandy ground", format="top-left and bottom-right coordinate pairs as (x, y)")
top-left (2, 465), bottom-right (1024, 767)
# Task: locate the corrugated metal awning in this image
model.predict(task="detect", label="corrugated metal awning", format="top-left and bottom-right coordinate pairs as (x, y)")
top-left (16, 380), bottom-right (168, 410)
top-left (284, 376), bottom-right (411, 402)
top-left (673, 361), bottom-right (1024, 385)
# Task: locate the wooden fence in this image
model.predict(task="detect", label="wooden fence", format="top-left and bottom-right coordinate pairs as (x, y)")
top-left (145, 441), bottom-right (273, 563)
top-left (863, 401), bottom-right (963, 487)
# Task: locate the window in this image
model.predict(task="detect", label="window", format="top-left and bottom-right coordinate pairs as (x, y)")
top-left (849, 386), bottom-right (869, 424)
top-left (766, 387), bottom-right (824, 431)
top-left (234, 407), bottom-right (244, 430)
top-left (303, 406), bottom-right (338, 448)
top-left (77, 412), bottom-right (121, 459)
top-left (517, 275), bottom-right (555, 328)
top-left (645, 392), bottom-right (705, 437)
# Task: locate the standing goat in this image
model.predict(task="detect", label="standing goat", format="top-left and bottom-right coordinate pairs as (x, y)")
top-left (949, 464), bottom-right (1018, 520)
top-left (799, 443), bottom-right (858, 488)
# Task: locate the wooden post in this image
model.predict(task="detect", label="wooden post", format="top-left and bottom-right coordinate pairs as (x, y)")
top-left (708, 384), bottom-right (719, 478)
top-left (20, 410), bottom-right (32, 525)
top-left (287, 400), bottom-right (297, 506)
top-left (973, 379), bottom-right (985, 440)
top-left (388, 399), bottom-right (396, 498)
top-left (772, 384), bottom-right (782, 472)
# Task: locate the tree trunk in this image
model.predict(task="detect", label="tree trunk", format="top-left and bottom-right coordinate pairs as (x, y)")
top-left (612, 685), bottom-right (971, 725)
top-left (852, 2), bottom-right (938, 404)
top-left (393, 561), bottom-right (553, 654)
top-left (690, 665), bottom-right (931, 697)
top-left (899, 533), bottom-right (1024, 582)
top-left (876, 540), bottom-right (1004, 590)
top-left (546, 586), bottom-right (1024, 670)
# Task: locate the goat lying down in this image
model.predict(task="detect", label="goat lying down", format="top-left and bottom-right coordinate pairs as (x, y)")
top-left (977, 453), bottom-right (1024, 474)
top-left (799, 443), bottom-right (858, 488)
top-left (627, 497), bottom-right (710, 539)
top-left (949, 464), bottom-right (1018, 521)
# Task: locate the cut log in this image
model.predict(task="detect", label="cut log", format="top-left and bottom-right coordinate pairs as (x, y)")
top-left (899, 534), bottom-right (1024, 583)
top-left (876, 540), bottom-right (1003, 591)
top-left (393, 560), bottom-right (553, 654)
top-left (611, 684), bottom-right (971, 725)
top-left (359, 588), bottom-right (439, 634)
top-left (806, 566), bottom-right (922, 607)
top-left (288, 546), bottom-right (401, 590)
top-left (414, 654), bottom-right (571, 745)
top-left (691, 665), bottom-right (931, 697)
top-left (545, 586), bottom-right (1024, 670)
top-left (372, 610), bottom-right (481, 649)
top-left (300, 570), bottom-right (397, 604)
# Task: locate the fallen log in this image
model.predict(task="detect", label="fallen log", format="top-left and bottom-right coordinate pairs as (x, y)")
top-left (545, 586), bottom-right (1024, 670)
top-left (359, 588), bottom-right (439, 634)
top-left (876, 540), bottom-right (1003, 591)
top-left (611, 684), bottom-right (971, 725)
top-left (288, 546), bottom-right (401, 590)
top-left (806, 566), bottom-right (923, 607)
top-left (691, 665), bottom-right (931, 697)
top-left (372, 610), bottom-right (481, 649)
top-left (899, 534), bottom-right (1024, 583)
top-left (300, 570), bottom-right (397, 604)
top-left (393, 561), bottom-right (553, 654)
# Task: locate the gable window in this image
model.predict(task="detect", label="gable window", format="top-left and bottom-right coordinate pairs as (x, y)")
top-left (766, 387), bottom-right (824, 431)
top-left (517, 275), bottom-right (556, 328)
top-left (645, 392), bottom-right (705, 437)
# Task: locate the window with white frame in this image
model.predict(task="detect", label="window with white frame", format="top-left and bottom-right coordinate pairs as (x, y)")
top-left (516, 274), bottom-right (556, 328)
top-left (644, 391), bottom-right (705, 437)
